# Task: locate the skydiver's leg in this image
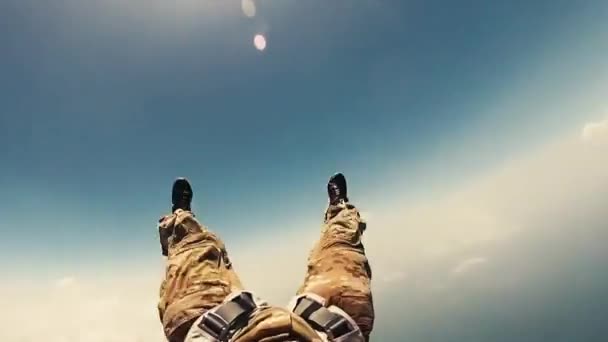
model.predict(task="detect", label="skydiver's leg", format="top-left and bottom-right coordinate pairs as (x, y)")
top-left (296, 174), bottom-right (375, 341)
top-left (159, 210), bottom-right (326, 342)
top-left (157, 179), bottom-right (243, 342)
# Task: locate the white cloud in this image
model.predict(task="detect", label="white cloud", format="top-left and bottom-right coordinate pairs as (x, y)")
top-left (54, 276), bottom-right (76, 289)
top-left (451, 257), bottom-right (488, 275)
top-left (0, 274), bottom-right (165, 342)
top-left (582, 119), bottom-right (608, 143)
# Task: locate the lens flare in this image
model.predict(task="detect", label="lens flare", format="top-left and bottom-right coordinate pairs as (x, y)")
top-left (254, 34), bottom-right (267, 51)
top-left (241, 0), bottom-right (256, 18)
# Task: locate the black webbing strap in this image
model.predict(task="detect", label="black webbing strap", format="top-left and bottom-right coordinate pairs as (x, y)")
top-left (293, 297), bottom-right (354, 340)
top-left (198, 292), bottom-right (257, 341)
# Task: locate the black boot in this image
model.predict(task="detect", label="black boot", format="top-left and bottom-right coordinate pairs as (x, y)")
top-left (327, 172), bottom-right (349, 206)
top-left (172, 177), bottom-right (193, 212)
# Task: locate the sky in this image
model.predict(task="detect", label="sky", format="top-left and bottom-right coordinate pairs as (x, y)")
top-left (1, 0), bottom-right (608, 341)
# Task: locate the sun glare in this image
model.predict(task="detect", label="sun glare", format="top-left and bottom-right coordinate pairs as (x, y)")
top-left (254, 34), bottom-right (267, 51)
top-left (241, 0), bottom-right (256, 18)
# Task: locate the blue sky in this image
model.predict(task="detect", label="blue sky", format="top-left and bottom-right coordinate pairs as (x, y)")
top-left (1, 0), bottom-right (605, 263)
top-left (1, 1), bottom-right (608, 340)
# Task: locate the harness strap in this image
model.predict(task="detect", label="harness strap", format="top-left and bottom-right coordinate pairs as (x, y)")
top-left (198, 292), bottom-right (257, 341)
top-left (292, 296), bottom-right (360, 341)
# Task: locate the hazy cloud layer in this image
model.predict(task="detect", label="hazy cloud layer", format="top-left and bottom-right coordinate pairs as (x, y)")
top-left (2, 124), bottom-right (607, 341)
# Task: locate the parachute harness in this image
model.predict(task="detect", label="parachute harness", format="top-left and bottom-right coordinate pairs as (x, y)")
top-left (195, 291), bottom-right (364, 342)
top-left (288, 293), bottom-right (365, 342)
top-left (197, 291), bottom-right (258, 341)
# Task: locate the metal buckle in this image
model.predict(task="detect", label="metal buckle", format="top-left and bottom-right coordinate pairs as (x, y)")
top-left (326, 305), bottom-right (365, 342)
top-left (289, 293), bottom-right (364, 341)
top-left (326, 316), bottom-right (351, 339)
top-left (199, 311), bottom-right (230, 340)
top-left (197, 291), bottom-right (259, 342)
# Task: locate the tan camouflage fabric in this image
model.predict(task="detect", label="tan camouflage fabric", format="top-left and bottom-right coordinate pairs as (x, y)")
top-left (297, 202), bottom-right (374, 341)
top-left (158, 203), bottom-right (374, 342)
top-left (158, 209), bottom-right (244, 341)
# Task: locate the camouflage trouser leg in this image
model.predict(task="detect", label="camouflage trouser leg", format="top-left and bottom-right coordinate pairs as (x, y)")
top-left (158, 210), bottom-right (324, 342)
top-left (158, 209), bottom-right (244, 342)
top-left (297, 202), bottom-right (375, 341)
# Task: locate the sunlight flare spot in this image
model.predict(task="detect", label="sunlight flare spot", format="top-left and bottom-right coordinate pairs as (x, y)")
top-left (254, 34), bottom-right (267, 51)
top-left (241, 0), bottom-right (256, 18)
